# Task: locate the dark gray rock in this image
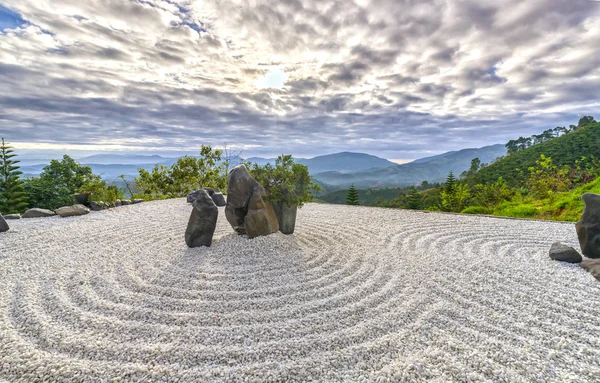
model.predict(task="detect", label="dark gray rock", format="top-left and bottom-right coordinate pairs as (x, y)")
top-left (121, 200), bottom-right (131, 206)
top-left (225, 165), bottom-right (260, 234)
top-left (273, 202), bottom-right (298, 235)
top-left (73, 193), bottom-right (89, 205)
top-left (549, 242), bottom-right (582, 263)
top-left (115, 200), bottom-right (122, 207)
top-left (22, 208), bottom-right (56, 218)
top-left (89, 201), bottom-right (104, 211)
top-left (580, 259), bottom-right (600, 281)
top-left (56, 204), bottom-right (91, 217)
top-left (4, 214), bottom-right (21, 220)
top-left (132, 199), bottom-right (143, 204)
top-left (211, 191), bottom-right (226, 207)
top-left (185, 190), bottom-right (218, 247)
top-left (203, 187), bottom-right (215, 196)
top-left (576, 193), bottom-right (600, 259)
top-left (187, 190), bottom-right (201, 203)
top-left (244, 184), bottom-right (279, 238)
top-left (0, 214), bottom-right (8, 233)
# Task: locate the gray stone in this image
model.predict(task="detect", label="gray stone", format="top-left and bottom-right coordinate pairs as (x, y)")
top-left (0, 214), bottom-right (8, 233)
top-left (3, 214), bottom-right (21, 220)
top-left (580, 259), bottom-right (600, 281)
top-left (121, 200), bottom-right (131, 206)
top-left (576, 193), bottom-right (600, 259)
top-left (185, 190), bottom-right (218, 247)
top-left (187, 190), bottom-right (201, 203)
top-left (273, 202), bottom-right (298, 235)
top-left (89, 201), bottom-right (104, 211)
top-left (203, 187), bottom-right (215, 196)
top-left (244, 184), bottom-right (279, 238)
top-left (115, 200), bottom-right (122, 207)
top-left (55, 204), bottom-right (91, 218)
top-left (211, 191), bottom-right (226, 207)
top-left (225, 165), bottom-right (260, 234)
top-left (132, 199), bottom-right (143, 204)
top-left (73, 193), bottom-right (89, 205)
top-left (22, 208), bottom-right (56, 218)
top-left (549, 242), bottom-right (582, 263)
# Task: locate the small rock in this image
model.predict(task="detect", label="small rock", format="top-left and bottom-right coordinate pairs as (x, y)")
top-left (55, 204), bottom-right (91, 217)
top-left (121, 200), bottom-right (131, 206)
top-left (549, 242), bottom-right (582, 263)
top-left (185, 190), bottom-right (218, 247)
top-left (132, 199), bottom-right (143, 204)
top-left (576, 193), bottom-right (600, 259)
top-left (211, 191), bottom-right (226, 207)
top-left (89, 201), bottom-right (104, 211)
top-left (3, 214), bottom-right (21, 220)
top-left (115, 200), bottom-right (122, 207)
top-left (22, 208), bottom-right (56, 218)
top-left (0, 214), bottom-right (9, 233)
top-left (580, 259), bottom-right (600, 281)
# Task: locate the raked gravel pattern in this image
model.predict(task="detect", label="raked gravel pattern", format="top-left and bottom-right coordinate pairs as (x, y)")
top-left (0, 199), bottom-right (599, 382)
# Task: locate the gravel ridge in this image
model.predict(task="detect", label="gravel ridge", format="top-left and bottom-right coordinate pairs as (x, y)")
top-left (0, 199), bottom-right (598, 382)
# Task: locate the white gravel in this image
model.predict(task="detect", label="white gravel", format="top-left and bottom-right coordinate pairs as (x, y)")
top-left (0, 199), bottom-right (599, 382)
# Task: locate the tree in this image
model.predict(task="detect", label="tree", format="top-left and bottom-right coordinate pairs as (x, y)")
top-left (406, 188), bottom-right (422, 210)
top-left (578, 116), bottom-right (596, 127)
top-left (346, 184), bottom-right (359, 205)
top-left (473, 177), bottom-right (514, 211)
top-left (445, 171), bottom-right (457, 195)
top-left (0, 138), bottom-right (28, 214)
top-left (526, 154), bottom-right (569, 200)
top-left (440, 171), bottom-right (470, 212)
top-left (135, 145), bottom-right (226, 199)
top-left (23, 155), bottom-right (98, 210)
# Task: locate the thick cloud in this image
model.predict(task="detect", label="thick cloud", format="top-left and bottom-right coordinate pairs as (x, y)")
top-left (0, 0), bottom-right (599, 159)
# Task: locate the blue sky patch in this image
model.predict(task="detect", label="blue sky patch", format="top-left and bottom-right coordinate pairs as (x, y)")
top-left (0, 4), bottom-right (26, 31)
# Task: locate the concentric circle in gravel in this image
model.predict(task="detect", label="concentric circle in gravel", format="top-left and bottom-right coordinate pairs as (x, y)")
top-left (0, 200), bottom-right (599, 382)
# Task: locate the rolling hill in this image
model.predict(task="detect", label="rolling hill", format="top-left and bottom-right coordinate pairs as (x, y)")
top-left (312, 144), bottom-right (506, 188)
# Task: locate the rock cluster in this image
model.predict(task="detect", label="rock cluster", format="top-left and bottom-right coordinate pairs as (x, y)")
top-left (225, 165), bottom-right (278, 238)
top-left (0, 213), bottom-right (8, 233)
top-left (185, 190), bottom-right (218, 247)
top-left (548, 242), bottom-right (582, 263)
top-left (187, 188), bottom-right (226, 207)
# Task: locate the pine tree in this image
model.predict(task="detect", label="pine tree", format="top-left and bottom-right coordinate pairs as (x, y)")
top-left (406, 188), bottom-right (422, 210)
top-left (0, 138), bottom-right (28, 214)
top-left (346, 184), bottom-right (359, 205)
top-left (445, 170), bottom-right (456, 194)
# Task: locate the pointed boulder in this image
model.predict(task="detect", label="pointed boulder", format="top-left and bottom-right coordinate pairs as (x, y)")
top-left (185, 190), bottom-right (218, 247)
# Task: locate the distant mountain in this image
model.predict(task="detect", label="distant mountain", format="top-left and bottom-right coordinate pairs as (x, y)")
top-left (312, 144), bottom-right (506, 188)
top-left (245, 152), bottom-right (396, 174)
top-left (78, 154), bottom-right (173, 165)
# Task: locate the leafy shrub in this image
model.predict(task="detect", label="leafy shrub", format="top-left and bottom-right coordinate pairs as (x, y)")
top-left (80, 179), bottom-right (124, 203)
top-left (249, 155), bottom-right (321, 207)
top-left (495, 202), bottom-right (537, 218)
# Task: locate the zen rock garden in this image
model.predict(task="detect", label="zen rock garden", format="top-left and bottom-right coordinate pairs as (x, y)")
top-left (0, 198), bottom-right (144, 233)
top-left (185, 165), bottom-right (296, 247)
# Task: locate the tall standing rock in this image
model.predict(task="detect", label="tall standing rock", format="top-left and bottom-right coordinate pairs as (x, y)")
top-left (0, 213), bottom-right (9, 233)
top-left (225, 165), bottom-right (260, 234)
top-left (185, 190), bottom-right (218, 247)
top-left (273, 202), bottom-right (298, 235)
top-left (576, 193), bottom-right (600, 259)
top-left (244, 184), bottom-right (279, 238)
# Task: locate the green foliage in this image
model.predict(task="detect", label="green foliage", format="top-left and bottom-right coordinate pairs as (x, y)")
top-left (80, 179), bottom-right (124, 203)
top-left (0, 138), bottom-right (28, 214)
top-left (460, 206), bottom-right (489, 215)
top-left (23, 155), bottom-right (96, 210)
top-left (346, 184), bottom-right (360, 205)
top-left (477, 122), bottom-right (600, 187)
top-left (578, 116), bottom-right (596, 127)
top-left (135, 145), bottom-right (225, 200)
top-left (494, 202), bottom-right (538, 218)
top-left (406, 188), bottom-right (422, 210)
top-left (526, 154), bottom-right (570, 200)
top-left (473, 177), bottom-right (513, 211)
top-left (250, 155), bottom-right (321, 207)
top-left (440, 171), bottom-right (470, 212)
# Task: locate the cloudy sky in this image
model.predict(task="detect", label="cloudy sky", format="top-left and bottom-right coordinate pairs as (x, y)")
top-left (0, 0), bottom-right (599, 161)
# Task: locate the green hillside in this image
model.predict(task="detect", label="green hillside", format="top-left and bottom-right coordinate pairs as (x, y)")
top-left (473, 122), bottom-right (600, 186)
